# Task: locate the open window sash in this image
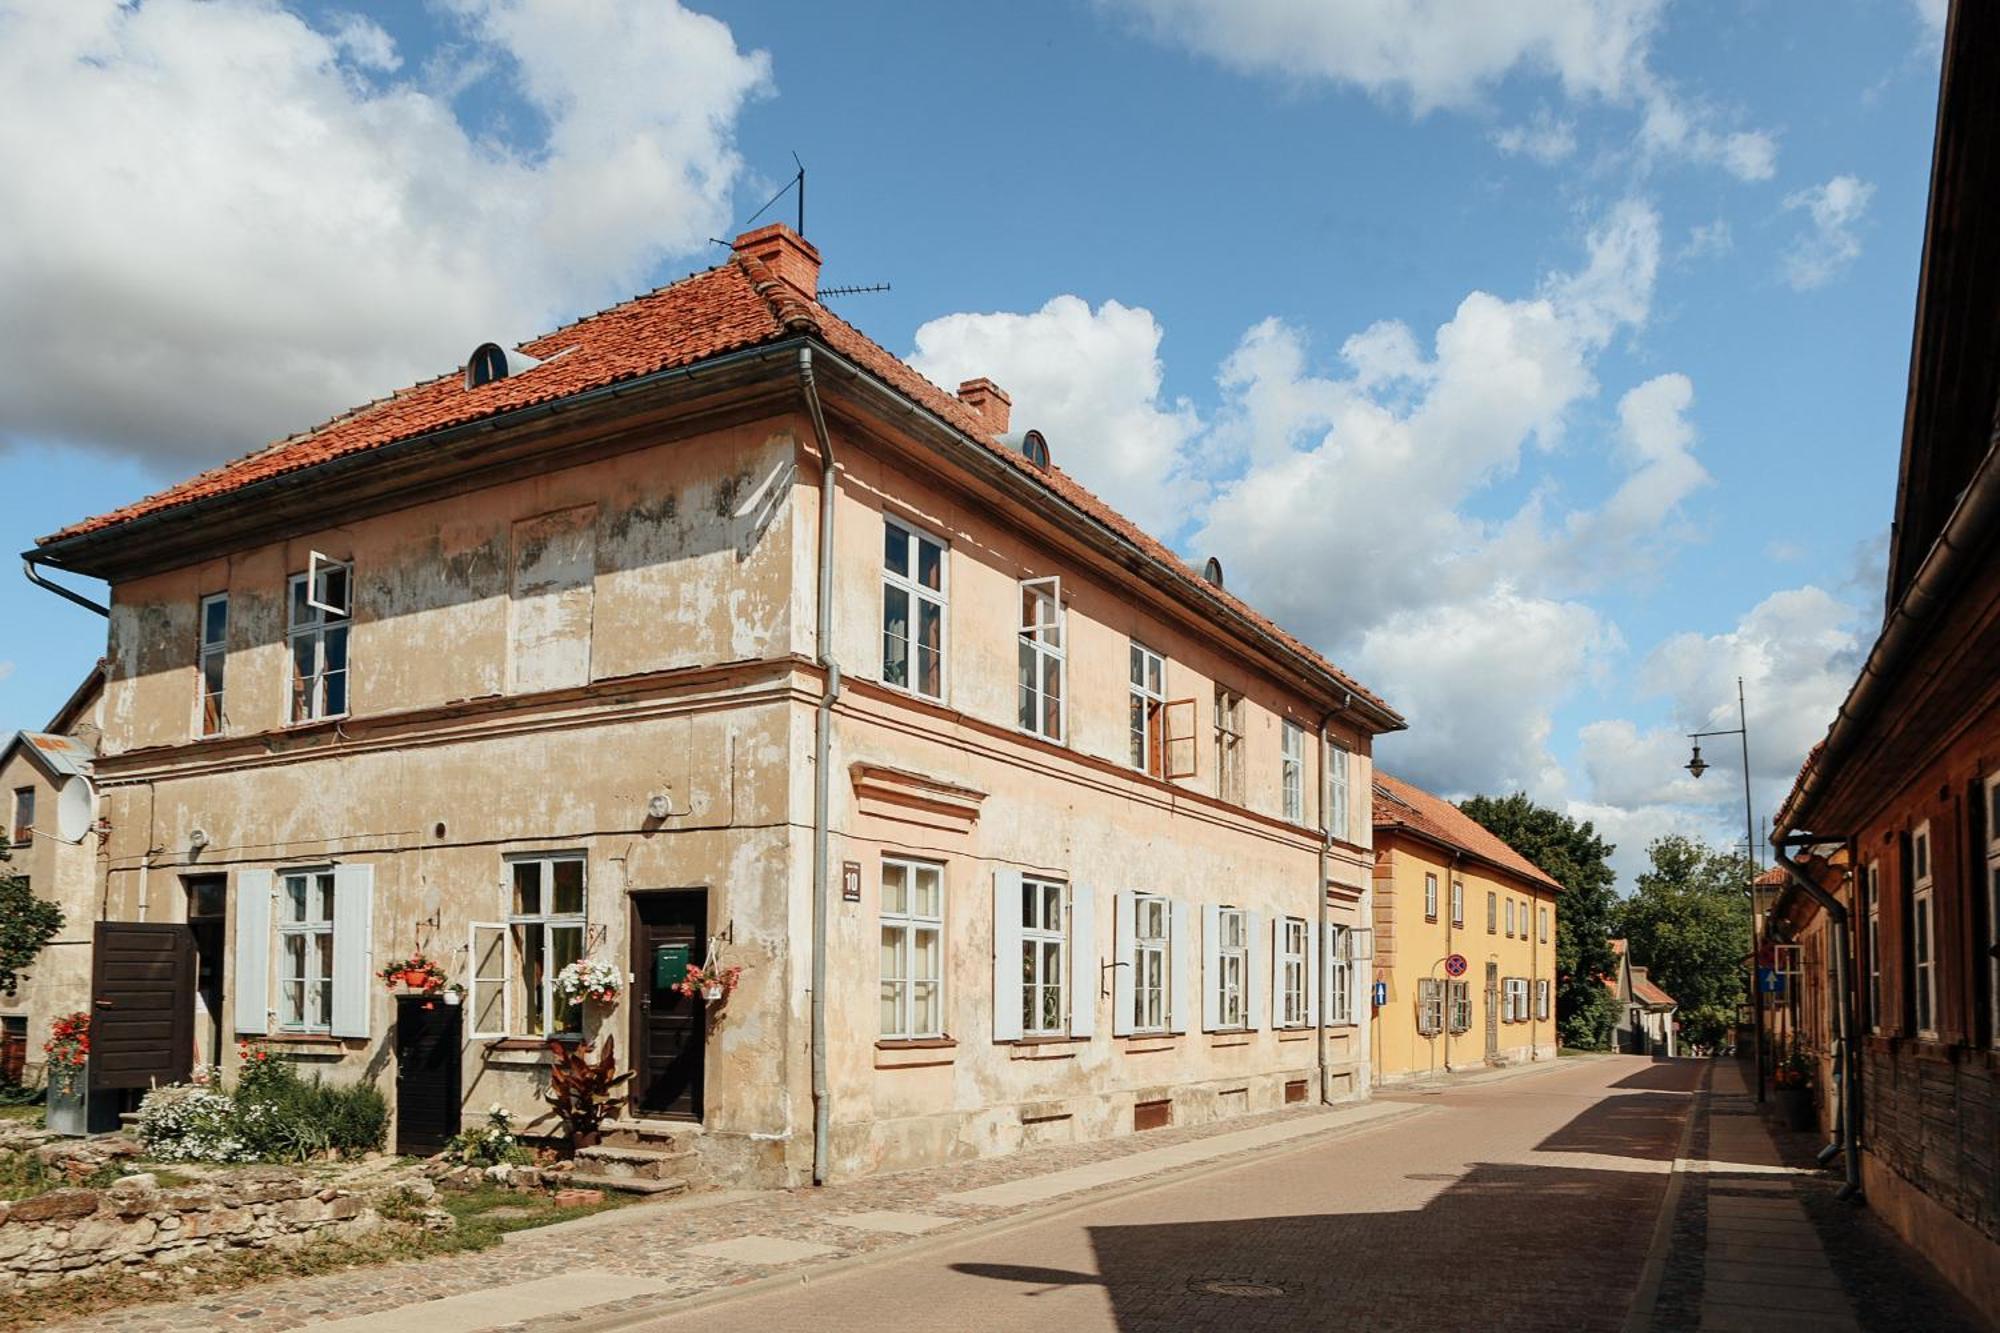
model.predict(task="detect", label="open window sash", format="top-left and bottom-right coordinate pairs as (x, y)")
top-left (305, 551), bottom-right (351, 616)
top-left (1163, 698), bottom-right (1198, 779)
top-left (468, 922), bottom-right (513, 1039)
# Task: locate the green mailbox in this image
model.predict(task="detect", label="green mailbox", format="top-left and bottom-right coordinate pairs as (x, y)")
top-left (653, 942), bottom-right (691, 990)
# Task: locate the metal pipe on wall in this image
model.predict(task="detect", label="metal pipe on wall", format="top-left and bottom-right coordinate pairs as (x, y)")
top-left (1315, 691), bottom-right (1352, 1103)
top-left (1773, 832), bottom-right (1863, 1202)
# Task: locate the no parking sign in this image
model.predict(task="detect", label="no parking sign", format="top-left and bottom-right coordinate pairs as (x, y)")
top-left (1444, 953), bottom-right (1468, 978)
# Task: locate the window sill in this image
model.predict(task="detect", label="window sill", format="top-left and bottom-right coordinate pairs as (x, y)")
top-left (1117, 1033), bottom-right (1180, 1053)
top-left (255, 1032), bottom-right (346, 1050)
top-left (875, 1037), bottom-right (956, 1050)
top-left (1003, 1036), bottom-right (1081, 1062)
top-left (1207, 1032), bottom-right (1252, 1048)
top-left (875, 1037), bottom-right (956, 1070)
top-left (1276, 1028), bottom-right (1314, 1041)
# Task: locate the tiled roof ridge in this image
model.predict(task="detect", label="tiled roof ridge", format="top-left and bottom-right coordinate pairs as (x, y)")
top-left (1370, 771), bottom-right (1563, 892)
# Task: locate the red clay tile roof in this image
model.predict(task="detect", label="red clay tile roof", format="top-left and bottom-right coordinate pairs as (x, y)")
top-left (1371, 772), bottom-right (1563, 892)
top-left (1629, 967), bottom-right (1676, 1008)
top-left (40, 234), bottom-right (1397, 725)
top-left (1754, 866), bottom-right (1789, 887)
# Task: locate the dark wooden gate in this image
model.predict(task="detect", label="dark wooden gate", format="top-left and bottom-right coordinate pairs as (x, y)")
top-left (394, 996), bottom-right (462, 1157)
top-left (630, 889), bottom-right (707, 1120)
top-left (89, 923), bottom-right (194, 1092)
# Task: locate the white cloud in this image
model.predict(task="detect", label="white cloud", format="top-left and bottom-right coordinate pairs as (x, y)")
top-left (1682, 219), bottom-right (1734, 260)
top-left (1492, 107), bottom-right (1578, 164)
top-left (1910, 0), bottom-right (1947, 46)
top-left (0, 662), bottom-right (13, 686)
top-left (1110, 0), bottom-right (1774, 179)
top-left (0, 0), bottom-right (770, 466)
top-left (1780, 175), bottom-right (1876, 291)
top-left (907, 296), bottom-right (1204, 536)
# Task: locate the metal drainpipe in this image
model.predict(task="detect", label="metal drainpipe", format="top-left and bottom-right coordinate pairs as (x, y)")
top-left (1773, 833), bottom-right (1863, 1202)
top-left (1315, 691), bottom-right (1353, 1104)
top-left (22, 556), bottom-right (109, 617)
top-left (799, 346), bottom-right (842, 1186)
top-left (1443, 851), bottom-right (1460, 1072)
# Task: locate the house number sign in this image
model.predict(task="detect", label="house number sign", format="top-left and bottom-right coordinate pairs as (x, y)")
top-left (842, 860), bottom-right (862, 903)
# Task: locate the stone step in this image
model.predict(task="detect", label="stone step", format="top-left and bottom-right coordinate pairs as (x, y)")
top-left (568, 1172), bottom-right (690, 1197)
top-left (599, 1118), bottom-right (700, 1151)
top-left (574, 1143), bottom-right (694, 1181)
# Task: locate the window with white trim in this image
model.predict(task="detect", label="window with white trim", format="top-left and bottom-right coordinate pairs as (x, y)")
top-left (198, 593), bottom-right (228, 736)
top-left (1912, 821), bottom-right (1936, 1038)
top-left (1985, 774), bottom-right (2000, 1049)
top-left (9, 788), bottom-right (31, 848)
top-left (883, 517), bottom-right (946, 701)
top-left (1214, 908), bottom-right (1248, 1029)
top-left (1280, 917), bottom-right (1308, 1027)
top-left (1416, 978), bottom-right (1443, 1035)
top-left (1424, 873), bottom-right (1439, 921)
top-left (1327, 924), bottom-right (1353, 1025)
top-left (1213, 688), bottom-right (1244, 804)
top-left (1448, 978), bottom-right (1472, 1033)
top-left (509, 853), bottom-right (586, 1038)
top-left (277, 868), bottom-right (335, 1032)
top-left (1281, 722), bottom-right (1305, 824)
top-left (1486, 891), bottom-right (1497, 933)
top-left (1017, 577), bottom-right (1064, 742)
top-left (1324, 741), bottom-right (1351, 841)
top-left (881, 858), bottom-right (944, 1039)
top-left (1021, 876), bottom-right (1067, 1036)
top-left (287, 563), bottom-right (350, 722)
top-left (1451, 879), bottom-right (1464, 928)
top-left (1129, 643), bottom-right (1166, 776)
top-left (1535, 978), bottom-right (1550, 1021)
top-left (1133, 893), bottom-right (1169, 1033)
top-left (1864, 860), bottom-right (1881, 1033)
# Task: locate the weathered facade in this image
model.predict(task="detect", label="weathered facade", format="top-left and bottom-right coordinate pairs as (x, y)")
top-left (1369, 774), bottom-right (1559, 1084)
top-left (1603, 938), bottom-right (1677, 1058)
top-left (1771, 3), bottom-right (2000, 1319)
top-left (27, 224), bottom-right (1402, 1186)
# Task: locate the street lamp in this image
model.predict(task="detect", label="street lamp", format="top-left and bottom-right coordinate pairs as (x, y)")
top-left (1684, 676), bottom-right (1763, 1103)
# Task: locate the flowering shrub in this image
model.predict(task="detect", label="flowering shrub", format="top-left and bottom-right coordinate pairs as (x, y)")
top-left (136, 1046), bottom-right (387, 1163)
top-left (672, 962), bottom-right (742, 1000)
top-left (1775, 1051), bottom-right (1815, 1090)
top-left (137, 1084), bottom-right (263, 1162)
top-left (554, 958), bottom-right (622, 1005)
top-left (445, 1104), bottom-right (528, 1167)
top-left (377, 952), bottom-right (448, 993)
top-left (42, 1011), bottom-right (89, 1095)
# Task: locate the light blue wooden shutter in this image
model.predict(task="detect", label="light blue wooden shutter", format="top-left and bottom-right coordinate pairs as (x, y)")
top-left (1270, 917), bottom-right (1285, 1029)
top-left (1168, 899), bottom-right (1191, 1034)
top-left (1246, 911), bottom-right (1266, 1030)
top-left (330, 864), bottom-right (374, 1039)
top-left (992, 869), bottom-right (1023, 1041)
top-left (233, 868), bottom-right (272, 1035)
top-left (1306, 922), bottom-right (1321, 1027)
top-left (1069, 884), bottom-right (1095, 1038)
top-left (1112, 891), bottom-right (1136, 1037)
top-left (1201, 904), bottom-right (1222, 1032)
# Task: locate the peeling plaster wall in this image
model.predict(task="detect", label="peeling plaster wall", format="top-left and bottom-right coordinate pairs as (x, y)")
top-left (0, 750), bottom-right (98, 1082)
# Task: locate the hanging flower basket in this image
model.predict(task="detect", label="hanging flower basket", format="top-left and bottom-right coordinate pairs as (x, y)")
top-left (673, 963), bottom-right (742, 1004)
top-left (555, 958), bottom-right (623, 1007)
top-left (377, 953), bottom-right (448, 995)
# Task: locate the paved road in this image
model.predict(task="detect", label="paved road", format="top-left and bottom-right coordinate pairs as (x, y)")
top-left (626, 1056), bottom-right (1703, 1332)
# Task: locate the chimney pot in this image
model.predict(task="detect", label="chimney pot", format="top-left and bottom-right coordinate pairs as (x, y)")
top-left (732, 223), bottom-right (821, 301)
top-left (957, 377), bottom-right (1011, 435)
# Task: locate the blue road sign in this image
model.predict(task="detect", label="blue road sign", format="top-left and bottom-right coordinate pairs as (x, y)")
top-left (1757, 967), bottom-right (1784, 994)
top-left (1372, 981), bottom-right (1388, 1007)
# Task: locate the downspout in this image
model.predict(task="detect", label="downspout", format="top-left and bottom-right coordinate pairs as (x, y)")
top-left (1316, 690), bottom-right (1353, 1104)
top-left (22, 556), bottom-right (109, 617)
top-left (800, 346), bottom-right (843, 1186)
top-left (1773, 832), bottom-right (1863, 1203)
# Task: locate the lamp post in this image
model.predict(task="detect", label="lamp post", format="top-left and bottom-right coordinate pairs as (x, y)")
top-left (1685, 676), bottom-right (1763, 1103)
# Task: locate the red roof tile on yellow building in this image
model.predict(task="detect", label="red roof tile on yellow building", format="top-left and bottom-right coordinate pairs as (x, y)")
top-left (1371, 772), bottom-right (1562, 892)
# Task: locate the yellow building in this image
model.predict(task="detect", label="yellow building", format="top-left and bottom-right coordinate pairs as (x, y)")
top-left (1370, 774), bottom-right (1560, 1083)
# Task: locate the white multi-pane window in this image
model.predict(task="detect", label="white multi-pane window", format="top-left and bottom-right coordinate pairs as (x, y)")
top-left (1327, 924), bottom-right (1353, 1024)
top-left (1424, 873), bottom-right (1439, 921)
top-left (1280, 917), bottom-right (1308, 1027)
top-left (1281, 722), bottom-right (1305, 824)
top-left (1448, 979), bottom-right (1472, 1033)
top-left (1986, 775), bottom-right (2000, 1048)
top-left (1213, 689), bottom-right (1244, 803)
top-left (881, 858), bottom-right (944, 1039)
top-left (1535, 978), bottom-right (1550, 1021)
top-left (1912, 821), bottom-right (1936, 1037)
top-left (1017, 577), bottom-right (1064, 742)
top-left (198, 593), bottom-right (228, 736)
top-left (1865, 860), bottom-right (1882, 1033)
top-left (1214, 908), bottom-right (1248, 1029)
top-left (287, 562), bottom-right (350, 722)
top-left (1133, 894), bottom-right (1169, 1033)
top-left (1021, 876), bottom-right (1067, 1036)
top-left (510, 853), bottom-right (586, 1037)
top-left (1324, 741), bottom-right (1351, 841)
top-left (277, 869), bottom-right (335, 1032)
top-left (883, 518), bottom-right (947, 701)
top-left (1539, 906), bottom-right (1549, 943)
top-left (1415, 978), bottom-right (1443, 1035)
top-left (1451, 880), bottom-right (1465, 928)
top-left (1129, 643), bottom-right (1166, 776)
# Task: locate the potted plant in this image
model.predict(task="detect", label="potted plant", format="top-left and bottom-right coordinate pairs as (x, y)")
top-left (1773, 1051), bottom-right (1816, 1131)
top-left (442, 982), bottom-right (466, 1007)
top-left (554, 958), bottom-right (622, 1008)
top-left (43, 1011), bottom-right (90, 1136)
top-left (674, 962), bottom-right (742, 1004)
top-left (543, 1036), bottom-right (632, 1151)
top-left (376, 953), bottom-right (448, 995)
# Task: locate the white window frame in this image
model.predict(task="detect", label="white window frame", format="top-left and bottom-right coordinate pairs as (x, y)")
top-left (287, 562), bottom-right (351, 723)
top-left (276, 867), bottom-right (336, 1034)
top-left (1451, 880), bottom-right (1464, 928)
top-left (1424, 873), bottom-right (1439, 921)
top-left (1281, 722), bottom-right (1305, 824)
top-left (1280, 917), bottom-right (1308, 1028)
top-left (881, 857), bottom-right (945, 1040)
top-left (1129, 642), bottom-right (1166, 776)
top-left (1326, 924), bottom-right (1353, 1025)
top-left (1324, 741), bottom-right (1351, 842)
top-left (1016, 577), bottom-right (1065, 743)
top-left (1020, 876), bottom-right (1068, 1037)
top-left (197, 592), bottom-right (228, 737)
top-left (1213, 688), bottom-right (1244, 804)
top-left (1133, 893), bottom-right (1170, 1034)
top-left (1505, 898), bottom-right (1516, 937)
top-left (1448, 978), bottom-right (1472, 1033)
top-left (468, 921), bottom-right (513, 1040)
top-left (1214, 907), bottom-right (1248, 1030)
top-left (507, 852), bottom-right (588, 1039)
top-left (1985, 774), bottom-right (2000, 1049)
top-left (1912, 821), bottom-right (1937, 1039)
top-left (882, 516), bottom-right (948, 702)
top-left (1865, 859), bottom-right (1882, 1034)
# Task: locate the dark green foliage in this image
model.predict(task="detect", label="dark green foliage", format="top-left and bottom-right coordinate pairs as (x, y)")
top-left (544, 1036), bottom-right (631, 1145)
top-left (1615, 835), bottom-right (1754, 1047)
top-left (0, 835), bottom-right (63, 999)
top-left (1457, 793), bottom-right (1621, 1049)
top-left (234, 1057), bottom-right (388, 1160)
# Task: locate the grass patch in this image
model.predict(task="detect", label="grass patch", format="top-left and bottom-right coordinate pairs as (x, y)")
top-left (0, 1102), bottom-right (44, 1123)
top-left (433, 1183), bottom-right (637, 1250)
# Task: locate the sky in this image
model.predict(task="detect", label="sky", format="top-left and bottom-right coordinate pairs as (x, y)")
top-left (0, 0), bottom-right (1948, 888)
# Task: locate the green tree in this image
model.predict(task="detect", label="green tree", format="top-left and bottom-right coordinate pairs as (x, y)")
top-left (1458, 793), bottom-right (1621, 1050)
top-left (0, 835), bottom-right (63, 999)
top-left (1615, 835), bottom-right (1753, 1048)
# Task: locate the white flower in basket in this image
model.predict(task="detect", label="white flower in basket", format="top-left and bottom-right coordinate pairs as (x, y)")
top-left (554, 957), bottom-right (623, 1006)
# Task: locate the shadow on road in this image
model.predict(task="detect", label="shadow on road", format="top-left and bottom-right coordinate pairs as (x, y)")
top-left (1610, 1058), bottom-right (1702, 1091)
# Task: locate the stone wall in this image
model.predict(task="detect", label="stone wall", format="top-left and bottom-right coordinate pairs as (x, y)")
top-left (0, 1167), bottom-right (380, 1291)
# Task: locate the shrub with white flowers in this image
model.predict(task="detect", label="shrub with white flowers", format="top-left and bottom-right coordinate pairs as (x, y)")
top-left (136, 1083), bottom-right (264, 1163)
top-left (554, 957), bottom-right (622, 1005)
top-left (445, 1103), bottom-right (527, 1167)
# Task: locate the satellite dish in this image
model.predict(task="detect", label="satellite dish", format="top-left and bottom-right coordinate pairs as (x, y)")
top-left (55, 776), bottom-right (95, 843)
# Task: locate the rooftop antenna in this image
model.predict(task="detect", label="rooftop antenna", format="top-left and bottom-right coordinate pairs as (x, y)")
top-left (818, 282), bottom-right (892, 300)
top-left (740, 152), bottom-right (807, 236)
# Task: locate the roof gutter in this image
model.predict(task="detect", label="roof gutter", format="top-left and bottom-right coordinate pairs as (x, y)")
top-left (22, 554), bottom-right (108, 617)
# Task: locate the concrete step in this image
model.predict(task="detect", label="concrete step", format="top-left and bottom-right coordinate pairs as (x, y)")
top-left (599, 1117), bottom-right (700, 1151)
top-left (574, 1143), bottom-right (695, 1181)
top-left (568, 1172), bottom-right (690, 1197)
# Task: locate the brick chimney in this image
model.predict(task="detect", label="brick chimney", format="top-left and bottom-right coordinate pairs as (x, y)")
top-left (732, 223), bottom-right (821, 301)
top-left (956, 378), bottom-right (1011, 435)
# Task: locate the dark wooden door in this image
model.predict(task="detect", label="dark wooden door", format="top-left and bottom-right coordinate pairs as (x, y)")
top-left (630, 890), bottom-right (707, 1120)
top-left (395, 996), bottom-right (461, 1157)
top-left (90, 923), bottom-right (194, 1091)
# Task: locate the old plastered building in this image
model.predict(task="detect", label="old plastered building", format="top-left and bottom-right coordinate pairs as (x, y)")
top-left (1368, 774), bottom-right (1560, 1083)
top-left (26, 224), bottom-right (1403, 1186)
